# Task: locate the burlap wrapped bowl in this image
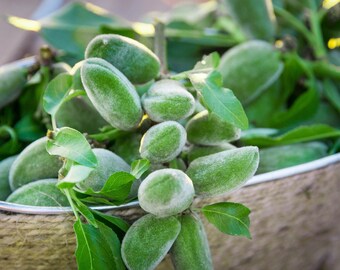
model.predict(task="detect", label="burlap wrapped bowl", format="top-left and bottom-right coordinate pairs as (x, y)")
top-left (1, 153), bottom-right (339, 270)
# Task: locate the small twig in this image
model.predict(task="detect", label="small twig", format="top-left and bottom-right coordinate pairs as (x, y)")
top-left (154, 19), bottom-right (168, 76)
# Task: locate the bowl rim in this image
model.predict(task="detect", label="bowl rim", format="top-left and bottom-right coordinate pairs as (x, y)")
top-left (1, 153), bottom-right (339, 215)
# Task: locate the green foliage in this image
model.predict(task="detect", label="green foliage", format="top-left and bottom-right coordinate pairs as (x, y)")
top-left (46, 127), bottom-right (97, 168)
top-left (189, 71), bottom-right (248, 130)
top-left (121, 214), bottom-right (181, 270)
top-left (130, 159), bottom-right (151, 179)
top-left (81, 58), bottom-right (143, 130)
top-left (202, 202), bottom-right (251, 238)
top-left (6, 179), bottom-right (69, 207)
top-left (257, 142), bottom-right (328, 173)
top-left (138, 169), bottom-right (195, 217)
top-left (85, 34), bottom-right (160, 84)
top-left (76, 148), bottom-right (130, 192)
top-left (241, 124), bottom-right (340, 147)
top-left (140, 121), bottom-right (187, 163)
top-left (74, 219), bottom-right (125, 270)
top-left (43, 73), bottom-right (73, 116)
top-left (171, 213), bottom-right (213, 270)
top-left (186, 147), bottom-right (259, 197)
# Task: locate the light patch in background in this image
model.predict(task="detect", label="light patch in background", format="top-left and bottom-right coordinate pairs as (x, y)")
top-left (7, 16), bottom-right (41, 32)
top-left (328, 38), bottom-right (340, 49)
top-left (132, 22), bottom-right (155, 36)
top-left (323, 0), bottom-right (339, 9)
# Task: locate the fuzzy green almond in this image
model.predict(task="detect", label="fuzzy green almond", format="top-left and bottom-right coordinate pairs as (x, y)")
top-left (186, 143), bottom-right (236, 163)
top-left (121, 214), bottom-right (181, 270)
top-left (186, 146), bottom-right (259, 197)
top-left (140, 121), bottom-right (187, 163)
top-left (0, 155), bottom-right (17, 200)
top-left (171, 212), bottom-right (213, 270)
top-left (138, 169), bottom-right (195, 217)
top-left (77, 148), bottom-right (130, 192)
top-left (142, 79), bottom-right (195, 122)
top-left (85, 34), bottom-right (160, 84)
top-left (258, 142), bottom-right (328, 174)
top-left (9, 137), bottom-right (62, 191)
top-left (0, 62), bottom-right (27, 109)
top-left (186, 110), bottom-right (241, 146)
top-left (81, 57), bottom-right (143, 131)
top-left (218, 40), bottom-right (283, 104)
top-left (6, 179), bottom-right (69, 207)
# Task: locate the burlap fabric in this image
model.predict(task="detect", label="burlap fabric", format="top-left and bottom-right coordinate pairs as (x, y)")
top-left (0, 162), bottom-right (339, 270)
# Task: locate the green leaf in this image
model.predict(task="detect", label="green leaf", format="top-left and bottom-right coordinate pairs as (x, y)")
top-left (46, 127), bottom-right (97, 168)
top-left (79, 171), bottom-right (135, 203)
top-left (202, 202), bottom-right (251, 239)
top-left (14, 115), bottom-right (45, 142)
top-left (80, 196), bottom-right (117, 206)
top-left (43, 73), bottom-right (72, 116)
top-left (92, 210), bottom-right (130, 233)
top-left (0, 125), bottom-right (20, 157)
top-left (88, 126), bottom-right (127, 142)
top-left (130, 159), bottom-right (150, 179)
top-left (241, 124), bottom-right (340, 147)
top-left (57, 165), bottom-right (94, 189)
top-left (100, 172), bottom-right (135, 201)
top-left (323, 79), bottom-right (340, 113)
top-left (189, 71), bottom-right (248, 130)
top-left (270, 86), bottom-right (319, 128)
top-left (74, 219), bottom-right (125, 270)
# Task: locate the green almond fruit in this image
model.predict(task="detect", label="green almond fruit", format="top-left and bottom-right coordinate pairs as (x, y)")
top-left (171, 213), bottom-right (213, 270)
top-left (257, 142), bottom-right (328, 174)
top-left (218, 40), bottom-right (283, 104)
top-left (9, 137), bottom-right (62, 191)
top-left (138, 169), bottom-right (195, 217)
top-left (85, 34), bottom-right (160, 84)
top-left (121, 214), bottom-right (181, 270)
top-left (222, 0), bottom-right (276, 42)
top-left (140, 121), bottom-right (187, 163)
top-left (142, 79), bottom-right (195, 122)
top-left (0, 61), bottom-right (28, 109)
top-left (186, 146), bottom-right (259, 197)
top-left (77, 148), bottom-right (130, 192)
top-left (6, 179), bottom-right (68, 206)
top-left (81, 58), bottom-right (143, 131)
top-left (186, 143), bottom-right (236, 163)
top-left (55, 95), bottom-right (108, 133)
top-left (186, 110), bottom-right (241, 146)
top-left (0, 155), bottom-right (17, 200)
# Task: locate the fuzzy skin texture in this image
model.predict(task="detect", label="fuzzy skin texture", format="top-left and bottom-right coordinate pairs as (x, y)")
top-left (258, 142), bottom-right (328, 174)
top-left (218, 40), bottom-right (282, 104)
top-left (122, 214), bottom-right (181, 270)
top-left (81, 58), bottom-right (143, 131)
top-left (85, 34), bottom-right (160, 84)
top-left (142, 79), bottom-right (195, 122)
top-left (186, 143), bottom-right (236, 163)
top-left (9, 137), bottom-right (62, 191)
top-left (186, 110), bottom-right (241, 146)
top-left (171, 213), bottom-right (213, 270)
top-left (138, 169), bottom-right (195, 217)
top-left (186, 146), bottom-right (259, 197)
top-left (140, 121), bottom-right (187, 163)
top-left (55, 96), bottom-right (108, 133)
top-left (6, 179), bottom-right (69, 207)
top-left (77, 148), bottom-right (130, 192)
top-left (0, 156), bottom-right (17, 200)
top-left (0, 62), bottom-right (27, 109)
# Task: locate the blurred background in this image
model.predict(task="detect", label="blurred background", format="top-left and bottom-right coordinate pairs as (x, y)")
top-left (0, 0), bottom-right (206, 65)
